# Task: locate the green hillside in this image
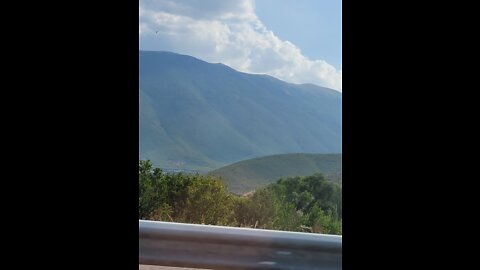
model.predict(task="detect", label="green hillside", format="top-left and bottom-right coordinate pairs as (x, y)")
top-left (209, 153), bottom-right (342, 194)
top-left (140, 51), bottom-right (342, 171)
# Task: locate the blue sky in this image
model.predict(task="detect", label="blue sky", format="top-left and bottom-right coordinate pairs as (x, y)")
top-left (255, 0), bottom-right (341, 69)
top-left (139, 0), bottom-right (342, 91)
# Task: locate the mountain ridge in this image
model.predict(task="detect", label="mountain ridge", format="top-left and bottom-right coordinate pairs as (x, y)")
top-left (140, 50), bottom-right (342, 171)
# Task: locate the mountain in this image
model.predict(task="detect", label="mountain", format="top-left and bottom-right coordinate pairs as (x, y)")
top-left (209, 153), bottom-right (342, 194)
top-left (140, 51), bottom-right (342, 171)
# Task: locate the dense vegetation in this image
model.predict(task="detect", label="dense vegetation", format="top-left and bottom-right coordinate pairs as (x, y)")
top-left (209, 153), bottom-right (342, 194)
top-left (140, 160), bottom-right (342, 235)
top-left (140, 51), bottom-right (342, 171)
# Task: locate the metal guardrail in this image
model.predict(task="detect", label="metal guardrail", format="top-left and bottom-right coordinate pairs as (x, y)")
top-left (139, 220), bottom-right (342, 270)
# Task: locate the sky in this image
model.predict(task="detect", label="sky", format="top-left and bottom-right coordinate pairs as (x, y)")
top-left (139, 0), bottom-right (342, 91)
top-left (254, 0), bottom-right (341, 69)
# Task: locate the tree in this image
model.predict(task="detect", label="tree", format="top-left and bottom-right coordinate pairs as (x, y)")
top-left (183, 175), bottom-right (232, 225)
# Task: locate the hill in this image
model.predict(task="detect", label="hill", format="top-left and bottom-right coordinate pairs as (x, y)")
top-left (209, 153), bottom-right (342, 194)
top-left (140, 51), bottom-right (342, 171)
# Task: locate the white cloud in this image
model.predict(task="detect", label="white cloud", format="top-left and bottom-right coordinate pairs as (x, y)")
top-left (139, 0), bottom-right (342, 91)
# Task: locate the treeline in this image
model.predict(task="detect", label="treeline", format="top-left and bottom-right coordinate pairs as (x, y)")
top-left (139, 160), bottom-right (342, 235)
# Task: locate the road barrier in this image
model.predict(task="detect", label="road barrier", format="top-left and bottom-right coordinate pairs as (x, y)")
top-left (139, 220), bottom-right (342, 270)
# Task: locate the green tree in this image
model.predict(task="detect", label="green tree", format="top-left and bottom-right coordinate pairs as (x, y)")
top-left (183, 175), bottom-right (233, 225)
top-left (139, 160), bottom-right (165, 219)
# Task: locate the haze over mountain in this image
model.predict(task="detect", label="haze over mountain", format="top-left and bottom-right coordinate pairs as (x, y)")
top-left (140, 51), bottom-right (342, 171)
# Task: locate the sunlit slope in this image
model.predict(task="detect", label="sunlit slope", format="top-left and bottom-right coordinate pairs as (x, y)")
top-left (209, 153), bottom-right (342, 194)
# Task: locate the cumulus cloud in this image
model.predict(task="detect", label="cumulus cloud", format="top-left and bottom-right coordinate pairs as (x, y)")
top-left (139, 0), bottom-right (342, 91)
